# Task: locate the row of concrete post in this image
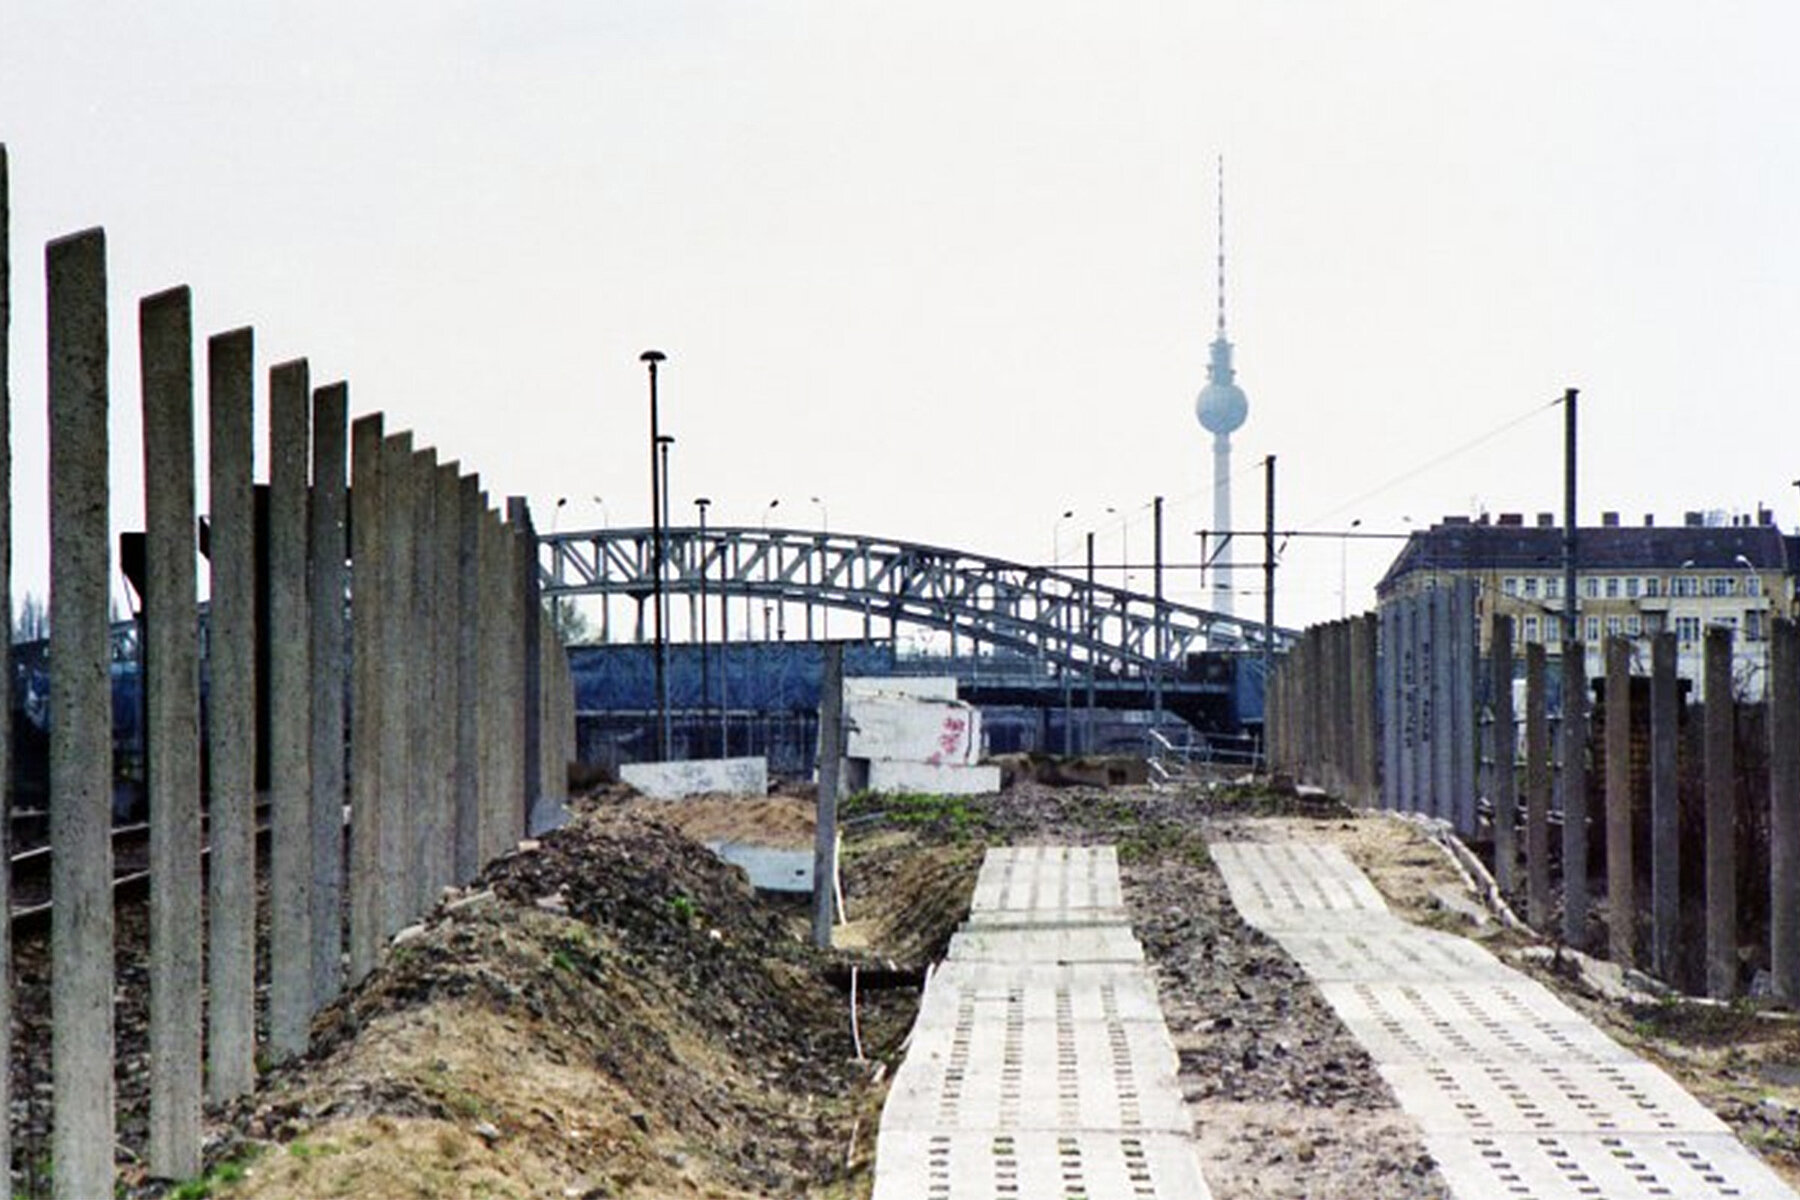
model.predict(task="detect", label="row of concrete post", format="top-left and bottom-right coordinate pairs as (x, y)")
top-left (1265, 612), bottom-right (1381, 808)
top-left (7, 148), bottom-right (576, 1197)
top-left (1267, 567), bottom-right (1800, 1006)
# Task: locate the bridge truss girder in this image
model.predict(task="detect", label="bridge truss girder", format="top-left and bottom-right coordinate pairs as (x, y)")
top-left (539, 526), bottom-right (1295, 677)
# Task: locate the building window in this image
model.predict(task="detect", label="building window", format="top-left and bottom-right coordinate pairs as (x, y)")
top-left (1708, 576), bottom-right (1736, 597)
top-left (1586, 616), bottom-right (1601, 642)
top-left (1524, 615), bottom-right (1540, 642)
top-left (1547, 616), bottom-right (1561, 643)
top-left (1502, 577), bottom-right (1518, 597)
top-left (1645, 577), bottom-right (1661, 598)
top-left (1626, 577), bottom-right (1640, 599)
top-left (1606, 616), bottom-right (1623, 637)
top-left (1546, 578), bottom-right (1561, 599)
top-left (1675, 615), bottom-right (1701, 644)
top-left (1748, 610), bottom-right (1765, 641)
top-left (1645, 611), bottom-right (1665, 635)
top-left (1627, 615), bottom-right (1642, 636)
top-left (1605, 577), bottom-right (1620, 598)
top-left (1672, 576), bottom-right (1698, 598)
top-left (1523, 577), bottom-right (1539, 599)
top-left (1584, 578), bottom-right (1600, 599)
top-left (1747, 576), bottom-right (1763, 597)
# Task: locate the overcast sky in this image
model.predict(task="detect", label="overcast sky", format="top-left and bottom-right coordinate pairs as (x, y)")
top-left (4, 2), bottom-right (1798, 633)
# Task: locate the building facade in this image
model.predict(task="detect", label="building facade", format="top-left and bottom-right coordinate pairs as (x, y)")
top-left (1376, 509), bottom-right (1796, 700)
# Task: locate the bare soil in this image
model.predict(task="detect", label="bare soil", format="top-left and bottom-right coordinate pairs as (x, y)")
top-left (49, 771), bottom-right (1800, 1199)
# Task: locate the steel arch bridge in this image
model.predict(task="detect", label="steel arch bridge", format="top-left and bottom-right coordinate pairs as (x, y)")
top-left (537, 526), bottom-right (1297, 677)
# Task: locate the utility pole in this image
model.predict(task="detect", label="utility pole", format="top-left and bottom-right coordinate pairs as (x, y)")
top-left (1562, 388), bottom-right (1579, 654)
top-left (696, 497), bottom-right (712, 758)
top-left (1086, 531), bottom-right (1097, 755)
top-left (1153, 496), bottom-right (1165, 730)
top-left (1263, 455), bottom-right (1277, 693)
top-left (640, 350), bottom-right (670, 761)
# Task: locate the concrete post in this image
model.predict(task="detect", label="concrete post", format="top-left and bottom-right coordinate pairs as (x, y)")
top-left (507, 520), bottom-right (531, 842)
top-left (812, 643), bottom-right (845, 948)
top-left (0, 144), bottom-right (11, 1198)
top-left (1357, 613), bottom-right (1380, 808)
top-left (308, 382), bottom-right (348, 1011)
top-left (1604, 635), bottom-right (1634, 967)
top-left (205, 328), bottom-right (257, 1100)
top-left (1526, 641), bottom-right (1551, 929)
top-left (409, 448), bottom-right (440, 918)
top-left (509, 497), bottom-right (547, 833)
top-left (347, 413), bottom-right (385, 985)
top-left (1398, 598), bottom-right (1416, 813)
top-left (1649, 631), bottom-right (1680, 984)
top-left (1562, 640), bottom-right (1590, 950)
top-left (141, 286), bottom-right (203, 1180)
top-left (1491, 616), bottom-right (1517, 896)
top-left (1702, 630), bottom-right (1736, 997)
top-left (1335, 621), bottom-right (1354, 796)
top-left (1431, 586), bottom-right (1454, 823)
top-left (433, 463), bottom-right (462, 890)
top-left (477, 506), bottom-right (509, 863)
top-left (1768, 619), bottom-right (1799, 1001)
top-left (1411, 592), bottom-right (1429, 814)
top-left (1381, 605), bottom-right (1399, 809)
top-left (453, 475), bottom-right (481, 881)
top-left (378, 432), bottom-right (416, 935)
top-left (1456, 579), bottom-right (1480, 835)
top-left (267, 359), bottom-right (313, 1060)
top-left (48, 227), bottom-right (115, 1200)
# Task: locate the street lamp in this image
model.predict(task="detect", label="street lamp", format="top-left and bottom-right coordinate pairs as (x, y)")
top-left (697, 497), bottom-right (713, 755)
top-left (553, 496), bottom-right (568, 533)
top-left (656, 435), bottom-right (675, 529)
top-left (1052, 509), bottom-right (1075, 568)
top-left (810, 495), bottom-right (828, 532)
top-left (640, 349), bottom-right (671, 761)
top-left (1341, 518), bottom-right (1362, 618)
top-left (762, 497), bottom-right (781, 529)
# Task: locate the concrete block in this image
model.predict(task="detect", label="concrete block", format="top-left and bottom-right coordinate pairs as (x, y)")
top-left (845, 675), bottom-right (958, 703)
top-left (865, 760), bottom-right (1001, 796)
top-left (621, 756), bottom-right (769, 799)
top-left (846, 695), bottom-right (981, 765)
top-left (706, 841), bottom-right (812, 893)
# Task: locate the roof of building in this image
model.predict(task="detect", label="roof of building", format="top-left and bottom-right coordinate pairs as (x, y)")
top-left (1376, 518), bottom-right (1792, 595)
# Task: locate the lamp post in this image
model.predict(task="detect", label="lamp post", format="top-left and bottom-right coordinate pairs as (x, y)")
top-left (1052, 509), bottom-right (1075, 568)
top-left (1341, 518), bottom-right (1362, 619)
top-left (640, 349), bottom-right (671, 761)
top-left (808, 496), bottom-right (827, 640)
top-left (697, 497), bottom-right (713, 755)
top-left (762, 497), bottom-right (780, 528)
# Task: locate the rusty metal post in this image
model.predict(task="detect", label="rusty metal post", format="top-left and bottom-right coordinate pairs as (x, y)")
top-left (1768, 619), bottom-right (1799, 1001)
top-left (1649, 631), bottom-right (1680, 984)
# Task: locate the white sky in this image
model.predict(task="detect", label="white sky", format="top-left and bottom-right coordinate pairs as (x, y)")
top-left (4, 2), bottom-right (1798, 633)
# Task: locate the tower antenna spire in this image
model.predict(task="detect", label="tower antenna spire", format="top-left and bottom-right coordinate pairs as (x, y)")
top-left (1215, 154), bottom-right (1227, 337)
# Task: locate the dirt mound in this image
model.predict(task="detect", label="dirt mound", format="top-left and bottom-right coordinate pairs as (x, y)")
top-left (621, 795), bottom-right (818, 849)
top-left (208, 809), bottom-right (887, 1199)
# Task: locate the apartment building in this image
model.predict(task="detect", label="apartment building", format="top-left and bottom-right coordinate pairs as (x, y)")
top-left (1375, 508), bottom-right (1794, 700)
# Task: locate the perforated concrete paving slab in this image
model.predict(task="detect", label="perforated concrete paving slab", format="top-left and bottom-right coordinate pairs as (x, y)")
top-left (971, 844), bottom-right (1124, 913)
top-left (1208, 839), bottom-right (1391, 927)
top-left (873, 844), bottom-right (1212, 1198)
top-left (872, 1130), bottom-right (1211, 1200)
top-left (1276, 926), bottom-right (1518, 982)
top-left (1213, 838), bottom-right (1800, 1199)
top-left (1430, 1132), bottom-right (1799, 1199)
top-left (946, 924), bottom-right (1146, 964)
top-left (1380, 1061), bottom-right (1730, 1135)
top-left (915, 961), bottom-right (1169, 1026)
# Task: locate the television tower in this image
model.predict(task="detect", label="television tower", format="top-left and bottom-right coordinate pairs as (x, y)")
top-left (1194, 158), bottom-right (1248, 616)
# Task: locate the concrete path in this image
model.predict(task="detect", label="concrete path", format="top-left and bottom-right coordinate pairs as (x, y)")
top-left (872, 845), bottom-right (1214, 1199)
top-left (1212, 839), bottom-right (1800, 1200)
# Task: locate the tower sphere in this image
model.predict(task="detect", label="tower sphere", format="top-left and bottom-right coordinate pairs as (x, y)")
top-left (1196, 377), bottom-right (1247, 434)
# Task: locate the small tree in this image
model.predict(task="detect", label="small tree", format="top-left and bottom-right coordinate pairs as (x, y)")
top-left (13, 592), bottom-right (47, 643)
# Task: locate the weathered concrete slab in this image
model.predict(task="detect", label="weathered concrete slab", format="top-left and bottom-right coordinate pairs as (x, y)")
top-left (1274, 928), bottom-right (1516, 983)
top-left (1380, 1060), bottom-right (1728, 1135)
top-left (947, 925), bottom-right (1144, 965)
top-left (704, 841), bottom-right (811, 893)
top-left (872, 1130), bottom-right (1211, 1200)
top-left (847, 694), bottom-right (981, 764)
top-left (972, 844), bottom-right (1121, 912)
top-left (846, 675), bottom-right (958, 703)
top-left (1317, 979), bottom-right (1636, 1066)
top-left (1208, 839), bottom-right (1391, 927)
top-left (866, 759), bottom-right (1000, 796)
top-left (1429, 1131), bottom-right (1796, 1199)
top-left (914, 962), bottom-right (1167, 1027)
top-left (621, 756), bottom-right (768, 799)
